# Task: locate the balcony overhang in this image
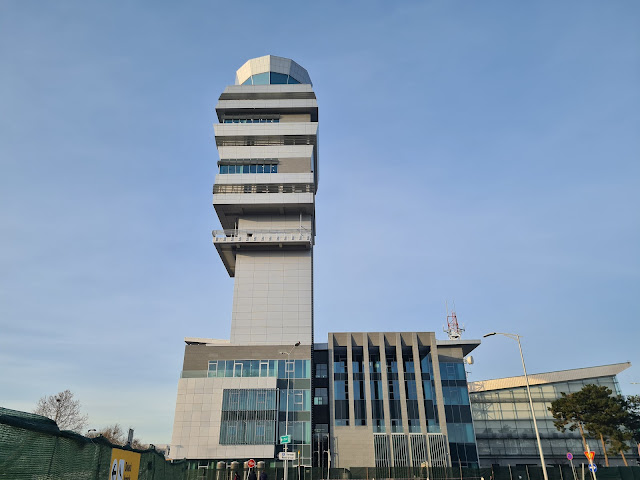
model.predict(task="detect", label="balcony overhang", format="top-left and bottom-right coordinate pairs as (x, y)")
top-left (213, 229), bottom-right (313, 277)
top-left (213, 193), bottom-right (314, 230)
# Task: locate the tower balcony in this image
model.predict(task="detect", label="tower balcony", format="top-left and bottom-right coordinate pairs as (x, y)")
top-left (212, 228), bottom-right (313, 277)
top-left (212, 175), bottom-right (315, 229)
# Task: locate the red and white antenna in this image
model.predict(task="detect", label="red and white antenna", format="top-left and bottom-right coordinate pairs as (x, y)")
top-left (444, 302), bottom-right (465, 340)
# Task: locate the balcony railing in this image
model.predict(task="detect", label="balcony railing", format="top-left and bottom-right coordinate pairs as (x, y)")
top-left (212, 228), bottom-right (312, 243)
top-left (213, 183), bottom-right (314, 194)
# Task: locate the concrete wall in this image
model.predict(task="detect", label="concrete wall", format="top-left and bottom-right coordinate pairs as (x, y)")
top-left (231, 250), bottom-right (312, 345)
top-left (332, 426), bottom-right (376, 467)
top-left (278, 157), bottom-right (312, 173)
top-left (237, 215), bottom-right (312, 230)
top-left (170, 376), bottom-right (277, 460)
top-left (281, 114), bottom-right (311, 123)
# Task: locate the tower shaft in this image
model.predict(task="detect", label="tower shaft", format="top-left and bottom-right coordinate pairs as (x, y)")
top-left (212, 55), bottom-right (319, 346)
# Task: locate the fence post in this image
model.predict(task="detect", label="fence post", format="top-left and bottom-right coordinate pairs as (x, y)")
top-left (46, 436), bottom-right (59, 477)
top-left (93, 443), bottom-right (102, 480)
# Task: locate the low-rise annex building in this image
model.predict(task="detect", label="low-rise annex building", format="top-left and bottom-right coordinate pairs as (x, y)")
top-left (468, 362), bottom-right (631, 467)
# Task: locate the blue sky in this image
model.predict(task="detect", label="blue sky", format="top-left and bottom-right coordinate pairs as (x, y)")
top-left (1, 1), bottom-right (638, 444)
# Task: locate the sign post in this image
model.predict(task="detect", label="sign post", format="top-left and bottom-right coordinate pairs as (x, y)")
top-left (567, 453), bottom-right (578, 480)
top-left (584, 444), bottom-right (597, 480)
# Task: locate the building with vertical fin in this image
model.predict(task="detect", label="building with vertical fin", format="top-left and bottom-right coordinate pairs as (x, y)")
top-left (313, 334), bottom-right (480, 469)
top-left (169, 56), bottom-right (480, 474)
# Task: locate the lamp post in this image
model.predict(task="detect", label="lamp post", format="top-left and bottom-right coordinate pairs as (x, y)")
top-left (280, 341), bottom-right (301, 480)
top-left (483, 332), bottom-right (548, 480)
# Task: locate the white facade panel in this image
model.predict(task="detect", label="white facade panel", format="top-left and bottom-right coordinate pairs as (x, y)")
top-left (217, 145), bottom-right (314, 160)
top-left (214, 173), bottom-right (314, 185)
top-left (231, 251), bottom-right (312, 346)
top-left (214, 122), bottom-right (318, 137)
top-left (216, 99), bottom-right (318, 111)
top-left (212, 192), bottom-right (314, 206)
top-left (170, 376), bottom-right (277, 460)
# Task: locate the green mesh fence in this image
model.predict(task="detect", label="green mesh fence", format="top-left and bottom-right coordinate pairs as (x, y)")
top-left (5, 408), bottom-right (640, 480)
top-left (0, 407), bottom-right (187, 480)
top-left (177, 466), bottom-right (640, 480)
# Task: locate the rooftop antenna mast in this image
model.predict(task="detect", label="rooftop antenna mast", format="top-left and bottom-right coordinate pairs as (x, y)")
top-left (444, 301), bottom-right (465, 340)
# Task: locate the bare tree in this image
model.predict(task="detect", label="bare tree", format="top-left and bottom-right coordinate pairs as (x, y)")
top-left (89, 423), bottom-right (148, 450)
top-left (34, 389), bottom-right (89, 433)
top-left (90, 423), bottom-right (126, 444)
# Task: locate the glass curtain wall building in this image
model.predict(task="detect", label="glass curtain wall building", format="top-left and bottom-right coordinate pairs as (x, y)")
top-left (468, 362), bottom-right (631, 466)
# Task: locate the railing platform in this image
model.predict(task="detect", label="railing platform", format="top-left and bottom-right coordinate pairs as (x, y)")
top-left (212, 228), bottom-right (313, 277)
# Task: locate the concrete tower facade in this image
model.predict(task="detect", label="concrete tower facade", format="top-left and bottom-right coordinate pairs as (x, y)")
top-left (212, 55), bottom-right (318, 347)
top-left (170, 56), bottom-right (317, 465)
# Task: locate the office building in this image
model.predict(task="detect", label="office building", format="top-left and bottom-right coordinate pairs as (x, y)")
top-left (316, 333), bottom-right (480, 469)
top-left (168, 55), bottom-right (481, 472)
top-left (468, 362), bottom-right (631, 466)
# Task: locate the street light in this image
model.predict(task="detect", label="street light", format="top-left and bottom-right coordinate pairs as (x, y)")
top-left (483, 332), bottom-right (548, 480)
top-left (279, 341), bottom-right (301, 480)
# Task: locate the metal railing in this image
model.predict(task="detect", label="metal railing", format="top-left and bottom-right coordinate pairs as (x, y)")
top-left (213, 183), bottom-right (314, 194)
top-left (212, 228), bottom-right (312, 242)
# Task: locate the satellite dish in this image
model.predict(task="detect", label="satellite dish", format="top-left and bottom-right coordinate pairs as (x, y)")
top-left (465, 356), bottom-right (474, 365)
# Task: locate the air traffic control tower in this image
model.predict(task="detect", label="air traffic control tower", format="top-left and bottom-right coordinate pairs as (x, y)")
top-left (170, 56), bottom-right (318, 465)
top-left (212, 55), bottom-right (318, 347)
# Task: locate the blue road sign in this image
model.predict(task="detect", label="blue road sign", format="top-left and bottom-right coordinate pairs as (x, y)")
top-left (589, 464), bottom-right (597, 473)
top-left (567, 453), bottom-right (573, 460)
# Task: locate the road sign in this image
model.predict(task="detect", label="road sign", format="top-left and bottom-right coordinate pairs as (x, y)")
top-left (585, 451), bottom-right (595, 462)
top-left (589, 464), bottom-right (597, 473)
top-left (280, 434), bottom-right (291, 445)
top-left (278, 452), bottom-right (296, 460)
top-left (567, 453), bottom-right (573, 460)
top-left (247, 459), bottom-right (256, 468)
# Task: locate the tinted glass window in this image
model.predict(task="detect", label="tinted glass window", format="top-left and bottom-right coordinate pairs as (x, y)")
top-left (252, 73), bottom-right (269, 85)
top-left (271, 72), bottom-right (289, 84)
